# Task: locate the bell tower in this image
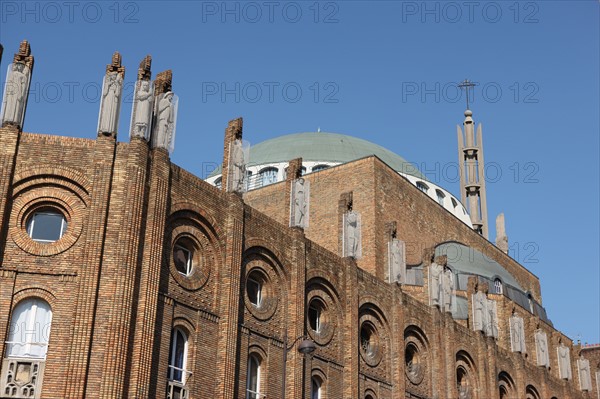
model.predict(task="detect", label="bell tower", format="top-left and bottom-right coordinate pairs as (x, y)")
top-left (457, 79), bottom-right (489, 238)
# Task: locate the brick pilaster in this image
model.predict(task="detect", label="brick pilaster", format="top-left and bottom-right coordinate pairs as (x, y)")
top-left (215, 194), bottom-right (244, 399)
top-left (221, 117), bottom-right (243, 192)
top-left (128, 148), bottom-right (171, 398)
top-left (343, 258), bottom-right (359, 399)
top-left (64, 134), bottom-right (117, 397)
top-left (99, 137), bottom-right (150, 397)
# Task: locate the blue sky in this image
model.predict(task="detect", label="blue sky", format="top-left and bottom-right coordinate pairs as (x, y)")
top-left (2, 1), bottom-right (599, 343)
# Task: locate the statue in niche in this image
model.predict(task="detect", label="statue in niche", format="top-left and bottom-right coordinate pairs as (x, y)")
top-left (292, 178), bottom-right (307, 227)
top-left (535, 330), bottom-right (549, 367)
top-left (577, 356), bottom-right (591, 391)
top-left (98, 72), bottom-right (123, 134)
top-left (457, 378), bottom-right (470, 399)
top-left (156, 91), bottom-right (175, 149)
top-left (2, 62), bottom-right (29, 126)
top-left (557, 342), bottom-right (572, 380)
top-left (131, 80), bottom-right (153, 139)
top-left (229, 138), bottom-right (246, 192)
top-left (441, 265), bottom-right (453, 312)
top-left (472, 291), bottom-right (487, 331)
top-left (510, 314), bottom-right (526, 353)
top-left (345, 211), bottom-right (360, 257)
top-left (429, 260), bottom-right (443, 307)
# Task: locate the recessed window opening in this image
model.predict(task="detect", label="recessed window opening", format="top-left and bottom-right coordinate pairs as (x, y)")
top-left (436, 189), bottom-right (446, 206)
top-left (308, 302), bottom-right (322, 333)
top-left (258, 167), bottom-right (278, 186)
top-left (6, 298), bottom-right (52, 359)
top-left (26, 209), bottom-right (67, 243)
top-left (312, 164), bottom-right (329, 172)
top-left (247, 277), bottom-right (262, 307)
top-left (311, 376), bottom-right (322, 399)
top-left (167, 328), bottom-right (189, 384)
top-left (246, 354), bottom-right (261, 399)
top-left (494, 278), bottom-right (503, 295)
top-left (173, 244), bottom-right (193, 276)
top-left (416, 181), bottom-right (429, 193)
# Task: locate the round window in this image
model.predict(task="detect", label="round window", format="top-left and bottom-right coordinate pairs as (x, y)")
top-left (26, 208), bottom-right (67, 243)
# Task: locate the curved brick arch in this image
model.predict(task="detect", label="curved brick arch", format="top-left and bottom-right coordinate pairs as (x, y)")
top-left (12, 286), bottom-right (58, 309)
top-left (359, 296), bottom-right (391, 330)
top-left (169, 201), bottom-right (225, 245)
top-left (13, 165), bottom-right (90, 199)
top-left (242, 242), bottom-right (288, 280)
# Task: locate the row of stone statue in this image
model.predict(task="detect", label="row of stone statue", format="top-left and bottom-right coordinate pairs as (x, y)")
top-left (98, 54), bottom-right (178, 153)
top-left (0, 48), bottom-right (178, 153)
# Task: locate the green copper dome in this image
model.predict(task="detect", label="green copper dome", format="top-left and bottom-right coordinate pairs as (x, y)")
top-left (209, 132), bottom-right (424, 178)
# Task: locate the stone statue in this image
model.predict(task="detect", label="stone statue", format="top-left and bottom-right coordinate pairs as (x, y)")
top-left (345, 211), bottom-right (360, 258)
top-left (534, 330), bottom-right (549, 367)
top-left (98, 72), bottom-right (123, 134)
top-left (472, 291), bottom-right (487, 332)
top-left (155, 91), bottom-right (175, 150)
top-left (577, 356), bottom-right (591, 391)
top-left (291, 178), bottom-right (308, 227)
top-left (429, 261), bottom-right (443, 307)
top-left (440, 267), bottom-right (454, 312)
top-left (557, 343), bottom-right (572, 380)
top-left (485, 299), bottom-right (498, 338)
top-left (388, 239), bottom-right (405, 283)
top-left (1, 62), bottom-right (29, 127)
top-left (495, 213), bottom-right (509, 254)
top-left (229, 138), bottom-right (246, 192)
top-left (130, 80), bottom-right (154, 140)
top-left (509, 314), bottom-right (526, 353)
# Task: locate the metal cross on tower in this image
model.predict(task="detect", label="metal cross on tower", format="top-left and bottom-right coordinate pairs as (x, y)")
top-left (458, 79), bottom-right (477, 110)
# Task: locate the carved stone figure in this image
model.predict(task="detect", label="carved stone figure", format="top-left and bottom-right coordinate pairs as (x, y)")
top-left (509, 314), bottom-right (526, 353)
top-left (577, 356), bottom-right (591, 391)
top-left (534, 330), bottom-right (549, 367)
top-left (557, 343), bottom-right (572, 380)
top-left (388, 239), bottom-right (405, 283)
top-left (345, 211), bottom-right (360, 258)
top-left (131, 80), bottom-right (153, 139)
top-left (155, 91), bottom-right (175, 150)
top-left (98, 72), bottom-right (123, 134)
top-left (2, 62), bottom-right (29, 127)
top-left (486, 299), bottom-right (498, 338)
top-left (291, 178), bottom-right (309, 227)
top-left (229, 138), bottom-right (246, 192)
top-left (472, 291), bottom-right (487, 332)
top-left (441, 267), bottom-right (453, 312)
top-left (429, 262), bottom-right (443, 307)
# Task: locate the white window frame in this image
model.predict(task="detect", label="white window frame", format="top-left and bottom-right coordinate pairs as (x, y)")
top-left (246, 354), bottom-right (261, 399)
top-left (416, 181), bottom-right (429, 193)
top-left (436, 189), bottom-right (446, 206)
top-left (168, 328), bottom-right (189, 385)
top-left (247, 277), bottom-right (262, 307)
top-left (174, 244), bottom-right (193, 276)
top-left (309, 303), bottom-right (321, 333)
top-left (26, 211), bottom-right (67, 243)
top-left (311, 376), bottom-right (322, 399)
top-left (494, 278), bottom-right (503, 295)
top-left (5, 298), bottom-right (52, 359)
top-left (258, 167), bottom-right (278, 187)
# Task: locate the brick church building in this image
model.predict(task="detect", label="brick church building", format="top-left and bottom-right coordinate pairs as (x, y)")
top-left (0, 41), bottom-right (598, 398)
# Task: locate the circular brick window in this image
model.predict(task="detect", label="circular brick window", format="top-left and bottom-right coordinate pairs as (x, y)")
top-left (360, 321), bottom-right (382, 366)
top-left (12, 194), bottom-right (83, 257)
top-left (243, 265), bottom-right (278, 321)
top-left (405, 342), bottom-right (425, 385)
top-left (168, 229), bottom-right (211, 291)
top-left (306, 296), bottom-right (335, 345)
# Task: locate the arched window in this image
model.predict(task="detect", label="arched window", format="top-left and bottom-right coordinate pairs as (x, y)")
top-left (312, 164), bottom-right (329, 172)
top-left (416, 181), bottom-right (429, 193)
top-left (168, 328), bottom-right (189, 384)
top-left (494, 278), bottom-right (503, 295)
top-left (258, 167), bottom-right (278, 187)
top-left (246, 354), bottom-right (261, 399)
top-left (311, 376), bottom-right (322, 399)
top-left (451, 197), bottom-right (458, 208)
top-left (436, 189), bottom-right (446, 206)
top-left (214, 177), bottom-right (222, 189)
top-left (6, 298), bottom-right (52, 359)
